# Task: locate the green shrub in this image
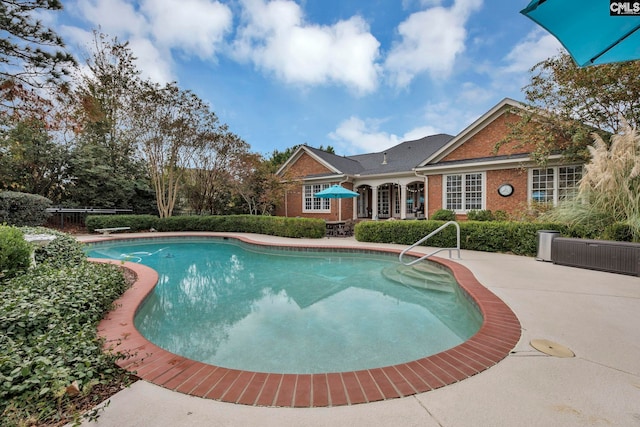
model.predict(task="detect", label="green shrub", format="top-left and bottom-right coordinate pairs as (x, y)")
top-left (0, 191), bottom-right (52, 226)
top-left (87, 214), bottom-right (326, 238)
top-left (493, 210), bottom-right (509, 221)
top-left (0, 225), bottom-right (32, 281)
top-left (146, 215), bottom-right (325, 238)
top-left (354, 220), bottom-right (574, 256)
top-left (21, 227), bottom-right (86, 268)
top-left (86, 214), bottom-right (159, 232)
top-left (603, 222), bottom-right (635, 242)
top-left (467, 210), bottom-right (495, 221)
top-left (430, 209), bottom-right (456, 221)
top-left (0, 260), bottom-right (130, 425)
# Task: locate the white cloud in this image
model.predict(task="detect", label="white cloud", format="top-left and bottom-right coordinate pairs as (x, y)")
top-left (233, 0), bottom-right (381, 94)
top-left (70, 0), bottom-right (149, 39)
top-left (457, 81), bottom-right (493, 105)
top-left (503, 30), bottom-right (563, 74)
top-left (62, 0), bottom-right (232, 83)
top-left (403, 125), bottom-right (441, 141)
top-left (329, 117), bottom-right (399, 154)
top-left (384, 0), bottom-right (483, 88)
top-left (128, 38), bottom-right (175, 83)
top-left (329, 116), bottom-right (440, 155)
top-left (140, 0), bottom-right (232, 59)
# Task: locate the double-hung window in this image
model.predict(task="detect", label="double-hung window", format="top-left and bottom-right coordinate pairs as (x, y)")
top-left (444, 173), bottom-right (484, 212)
top-left (530, 165), bottom-right (582, 205)
top-left (303, 184), bottom-right (331, 212)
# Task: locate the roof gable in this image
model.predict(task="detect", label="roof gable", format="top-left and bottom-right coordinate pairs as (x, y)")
top-left (276, 145), bottom-right (342, 177)
top-left (418, 98), bottom-right (526, 167)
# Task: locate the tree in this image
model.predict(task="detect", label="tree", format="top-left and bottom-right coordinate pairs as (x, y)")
top-left (134, 82), bottom-right (227, 218)
top-left (499, 52), bottom-right (640, 164)
top-left (0, 117), bottom-right (69, 202)
top-left (0, 0), bottom-right (76, 114)
top-left (67, 32), bottom-right (153, 210)
top-left (183, 128), bottom-right (250, 215)
top-left (230, 152), bottom-right (284, 215)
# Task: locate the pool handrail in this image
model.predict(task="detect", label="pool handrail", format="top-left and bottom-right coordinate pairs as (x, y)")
top-left (399, 221), bottom-right (460, 265)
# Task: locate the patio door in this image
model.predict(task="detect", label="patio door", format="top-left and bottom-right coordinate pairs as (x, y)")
top-left (377, 188), bottom-right (390, 218)
top-left (357, 189), bottom-right (369, 218)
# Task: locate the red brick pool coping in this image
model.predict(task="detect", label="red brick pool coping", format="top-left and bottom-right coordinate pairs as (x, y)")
top-left (90, 233), bottom-right (521, 407)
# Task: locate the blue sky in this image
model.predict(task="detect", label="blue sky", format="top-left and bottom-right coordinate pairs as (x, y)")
top-left (51, 0), bottom-right (563, 157)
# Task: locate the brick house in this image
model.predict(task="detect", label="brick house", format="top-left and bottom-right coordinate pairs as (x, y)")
top-left (275, 98), bottom-right (583, 221)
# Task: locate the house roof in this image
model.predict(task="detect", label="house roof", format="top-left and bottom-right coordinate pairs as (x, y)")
top-left (304, 146), bottom-right (365, 175)
top-left (349, 134), bottom-right (454, 175)
top-left (277, 98), bottom-right (530, 181)
top-left (277, 134), bottom-right (454, 179)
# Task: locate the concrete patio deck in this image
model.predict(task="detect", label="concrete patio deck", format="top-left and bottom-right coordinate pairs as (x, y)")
top-left (78, 233), bottom-right (640, 427)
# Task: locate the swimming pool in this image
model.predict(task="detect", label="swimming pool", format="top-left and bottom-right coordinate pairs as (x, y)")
top-left (88, 237), bottom-right (482, 374)
top-left (88, 233), bottom-right (521, 407)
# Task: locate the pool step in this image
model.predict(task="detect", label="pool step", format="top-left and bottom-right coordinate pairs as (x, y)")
top-left (382, 262), bottom-right (456, 293)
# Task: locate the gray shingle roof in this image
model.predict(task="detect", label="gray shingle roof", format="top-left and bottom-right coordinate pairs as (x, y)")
top-left (308, 134), bottom-right (454, 176)
top-left (305, 146), bottom-right (365, 174)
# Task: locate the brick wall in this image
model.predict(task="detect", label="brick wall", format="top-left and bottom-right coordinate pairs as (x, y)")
top-left (274, 151), bottom-right (354, 220)
top-left (442, 113), bottom-right (535, 162)
top-left (426, 168), bottom-right (529, 219)
top-left (287, 152), bottom-right (333, 178)
top-left (427, 175), bottom-right (443, 218)
top-left (486, 168), bottom-right (528, 214)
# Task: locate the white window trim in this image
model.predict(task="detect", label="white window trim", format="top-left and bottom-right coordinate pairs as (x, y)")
top-left (442, 172), bottom-right (486, 213)
top-left (302, 184), bottom-right (331, 213)
top-left (528, 165), bottom-right (583, 206)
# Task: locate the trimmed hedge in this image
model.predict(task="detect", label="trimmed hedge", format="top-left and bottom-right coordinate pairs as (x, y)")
top-left (0, 191), bottom-right (51, 226)
top-left (85, 214), bottom-right (158, 233)
top-left (86, 214), bottom-right (326, 239)
top-left (354, 220), bottom-right (600, 257)
top-left (430, 209), bottom-right (456, 221)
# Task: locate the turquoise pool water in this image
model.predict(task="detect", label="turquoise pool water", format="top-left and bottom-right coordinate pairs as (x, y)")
top-left (87, 238), bottom-right (482, 374)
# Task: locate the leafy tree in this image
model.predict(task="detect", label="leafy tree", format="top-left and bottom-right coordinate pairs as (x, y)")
top-left (134, 82), bottom-right (227, 217)
top-left (499, 52), bottom-right (640, 164)
top-left (0, 0), bottom-right (76, 114)
top-left (0, 118), bottom-right (69, 202)
top-left (66, 32), bottom-right (153, 210)
top-left (317, 144), bottom-right (335, 154)
top-left (183, 128), bottom-right (249, 215)
top-left (230, 152), bottom-right (283, 215)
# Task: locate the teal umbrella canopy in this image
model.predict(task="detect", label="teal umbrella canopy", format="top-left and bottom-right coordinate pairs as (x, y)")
top-left (314, 185), bottom-right (359, 199)
top-left (521, 1), bottom-right (640, 66)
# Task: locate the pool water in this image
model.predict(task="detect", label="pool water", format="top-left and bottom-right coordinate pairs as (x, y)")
top-left (87, 238), bottom-right (482, 374)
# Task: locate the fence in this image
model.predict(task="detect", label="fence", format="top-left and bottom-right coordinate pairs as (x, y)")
top-left (45, 208), bottom-right (133, 231)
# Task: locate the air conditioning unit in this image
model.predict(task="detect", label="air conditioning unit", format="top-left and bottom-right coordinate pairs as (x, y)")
top-left (551, 238), bottom-right (640, 276)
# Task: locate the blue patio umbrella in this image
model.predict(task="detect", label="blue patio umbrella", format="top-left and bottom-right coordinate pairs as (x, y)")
top-left (314, 185), bottom-right (358, 221)
top-left (521, 1), bottom-right (640, 67)
top-left (314, 184), bottom-right (359, 199)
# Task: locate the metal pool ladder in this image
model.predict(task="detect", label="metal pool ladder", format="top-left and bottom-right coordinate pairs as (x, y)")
top-left (399, 221), bottom-right (460, 265)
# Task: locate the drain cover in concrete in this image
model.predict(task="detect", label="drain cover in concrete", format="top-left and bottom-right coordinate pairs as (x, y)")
top-left (530, 339), bottom-right (575, 357)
